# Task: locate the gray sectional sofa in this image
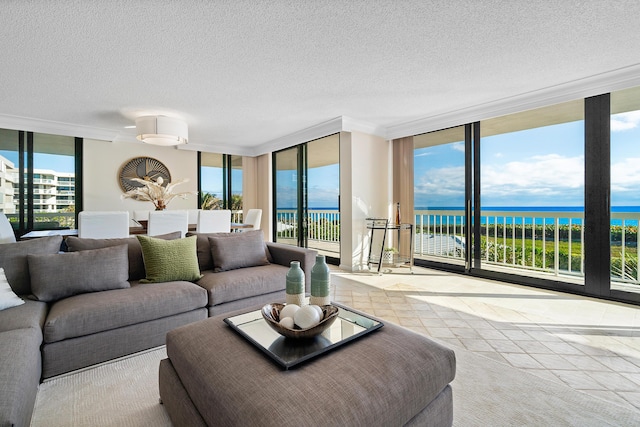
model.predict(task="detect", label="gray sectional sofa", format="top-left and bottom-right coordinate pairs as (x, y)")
top-left (0, 230), bottom-right (316, 427)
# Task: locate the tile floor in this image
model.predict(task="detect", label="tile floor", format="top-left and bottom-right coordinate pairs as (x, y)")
top-left (327, 266), bottom-right (640, 412)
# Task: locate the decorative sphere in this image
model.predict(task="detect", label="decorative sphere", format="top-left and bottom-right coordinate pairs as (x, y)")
top-left (279, 316), bottom-right (295, 329)
top-left (309, 304), bottom-right (323, 319)
top-left (294, 305), bottom-right (322, 329)
top-left (279, 304), bottom-right (300, 320)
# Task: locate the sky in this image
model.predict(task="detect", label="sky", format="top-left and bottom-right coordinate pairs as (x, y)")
top-left (275, 163), bottom-right (340, 209)
top-left (414, 111), bottom-right (640, 208)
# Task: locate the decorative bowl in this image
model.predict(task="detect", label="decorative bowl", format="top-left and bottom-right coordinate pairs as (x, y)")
top-left (261, 303), bottom-right (339, 339)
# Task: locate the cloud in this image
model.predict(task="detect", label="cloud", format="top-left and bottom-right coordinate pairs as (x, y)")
top-left (612, 157), bottom-right (640, 193)
top-left (482, 154), bottom-right (584, 201)
top-left (611, 111), bottom-right (640, 132)
top-left (415, 165), bottom-right (465, 206)
top-left (415, 152), bottom-right (433, 157)
top-left (415, 154), bottom-right (586, 206)
top-left (452, 142), bottom-right (465, 152)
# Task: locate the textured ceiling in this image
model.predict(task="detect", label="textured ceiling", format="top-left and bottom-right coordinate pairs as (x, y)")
top-left (2, 0), bottom-right (640, 155)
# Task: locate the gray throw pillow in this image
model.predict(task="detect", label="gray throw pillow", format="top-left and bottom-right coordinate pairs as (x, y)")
top-left (188, 230), bottom-right (272, 271)
top-left (65, 232), bottom-right (181, 281)
top-left (0, 235), bottom-right (62, 295)
top-left (28, 244), bottom-right (130, 302)
top-left (208, 231), bottom-right (270, 272)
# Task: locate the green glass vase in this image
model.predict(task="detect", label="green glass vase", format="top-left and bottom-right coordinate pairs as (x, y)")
top-left (285, 261), bottom-right (305, 306)
top-left (310, 254), bottom-right (330, 306)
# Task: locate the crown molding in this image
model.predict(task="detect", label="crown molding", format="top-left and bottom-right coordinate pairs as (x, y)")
top-left (386, 63), bottom-right (640, 140)
top-left (177, 141), bottom-right (256, 156)
top-left (252, 116), bottom-right (387, 156)
top-left (0, 114), bottom-right (119, 142)
top-left (253, 117), bottom-right (343, 156)
top-left (341, 116), bottom-right (387, 139)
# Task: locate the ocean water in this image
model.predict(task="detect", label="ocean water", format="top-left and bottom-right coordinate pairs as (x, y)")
top-left (414, 206), bottom-right (640, 227)
top-left (279, 206), bottom-right (640, 227)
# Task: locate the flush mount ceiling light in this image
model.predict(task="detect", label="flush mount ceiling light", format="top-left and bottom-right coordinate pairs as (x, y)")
top-left (135, 116), bottom-right (188, 146)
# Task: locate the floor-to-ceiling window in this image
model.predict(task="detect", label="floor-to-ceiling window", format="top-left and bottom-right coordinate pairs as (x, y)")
top-left (199, 153), bottom-right (243, 221)
top-left (610, 86), bottom-right (640, 294)
top-left (479, 100), bottom-right (585, 284)
top-left (273, 134), bottom-right (340, 262)
top-left (0, 129), bottom-right (80, 237)
top-left (413, 126), bottom-right (467, 267)
top-left (409, 89), bottom-right (640, 304)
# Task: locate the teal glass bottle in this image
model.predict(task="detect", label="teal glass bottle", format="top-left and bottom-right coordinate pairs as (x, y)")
top-left (285, 261), bottom-right (305, 306)
top-left (310, 254), bottom-right (331, 306)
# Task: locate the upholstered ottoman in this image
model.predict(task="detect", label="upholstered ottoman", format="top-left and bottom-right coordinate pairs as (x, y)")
top-left (159, 306), bottom-right (456, 427)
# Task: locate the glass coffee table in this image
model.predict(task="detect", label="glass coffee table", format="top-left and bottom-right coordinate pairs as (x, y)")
top-left (224, 302), bottom-right (383, 369)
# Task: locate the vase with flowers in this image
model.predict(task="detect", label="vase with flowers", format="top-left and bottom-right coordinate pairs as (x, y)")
top-left (121, 176), bottom-right (196, 210)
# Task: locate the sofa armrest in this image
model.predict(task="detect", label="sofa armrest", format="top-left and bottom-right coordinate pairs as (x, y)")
top-left (266, 243), bottom-right (317, 290)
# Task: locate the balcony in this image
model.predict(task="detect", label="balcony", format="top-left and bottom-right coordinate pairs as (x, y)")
top-left (414, 209), bottom-right (640, 288)
top-left (274, 208), bottom-right (640, 289)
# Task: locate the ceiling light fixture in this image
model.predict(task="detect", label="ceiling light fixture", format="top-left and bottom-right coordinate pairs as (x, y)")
top-left (135, 116), bottom-right (188, 146)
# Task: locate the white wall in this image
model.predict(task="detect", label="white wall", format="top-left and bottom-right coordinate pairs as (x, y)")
top-left (82, 139), bottom-right (198, 215)
top-left (339, 131), bottom-right (390, 271)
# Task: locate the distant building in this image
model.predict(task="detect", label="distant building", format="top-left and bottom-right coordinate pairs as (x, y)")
top-left (0, 154), bottom-right (75, 214)
top-left (0, 155), bottom-right (17, 213)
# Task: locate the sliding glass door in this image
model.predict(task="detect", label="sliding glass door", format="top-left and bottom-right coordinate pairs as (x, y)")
top-left (274, 146), bottom-right (303, 246)
top-left (199, 153), bottom-right (243, 221)
top-left (273, 134), bottom-right (340, 262)
top-left (413, 126), bottom-right (467, 268)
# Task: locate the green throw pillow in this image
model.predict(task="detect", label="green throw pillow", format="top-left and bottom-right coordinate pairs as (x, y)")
top-left (136, 235), bottom-right (202, 283)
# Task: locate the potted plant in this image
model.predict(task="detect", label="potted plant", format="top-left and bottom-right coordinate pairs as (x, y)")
top-left (383, 247), bottom-right (398, 264)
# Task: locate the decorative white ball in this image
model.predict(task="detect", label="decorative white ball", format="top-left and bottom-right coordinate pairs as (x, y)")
top-left (279, 316), bottom-right (295, 329)
top-left (309, 304), bottom-right (323, 320)
top-left (294, 304), bottom-right (322, 329)
top-left (279, 304), bottom-right (300, 320)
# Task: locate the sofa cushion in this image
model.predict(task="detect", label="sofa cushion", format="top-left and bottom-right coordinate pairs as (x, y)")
top-left (29, 245), bottom-right (130, 302)
top-left (43, 281), bottom-right (207, 343)
top-left (65, 232), bottom-right (181, 281)
top-left (137, 235), bottom-right (202, 283)
top-left (0, 235), bottom-right (62, 295)
top-left (0, 268), bottom-right (24, 311)
top-left (196, 264), bottom-right (288, 306)
top-left (208, 231), bottom-right (270, 272)
top-left (187, 230), bottom-right (272, 272)
top-left (0, 299), bottom-right (48, 334)
top-left (0, 328), bottom-right (42, 427)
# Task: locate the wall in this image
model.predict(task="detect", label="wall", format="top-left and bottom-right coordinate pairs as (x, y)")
top-left (241, 154), bottom-right (272, 240)
top-left (82, 139), bottom-right (198, 215)
top-left (339, 131), bottom-right (390, 271)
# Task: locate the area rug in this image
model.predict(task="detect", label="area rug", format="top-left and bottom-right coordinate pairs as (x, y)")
top-left (31, 344), bottom-right (640, 427)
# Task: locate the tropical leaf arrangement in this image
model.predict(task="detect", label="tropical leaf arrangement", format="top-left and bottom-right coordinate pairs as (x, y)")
top-left (121, 177), bottom-right (197, 210)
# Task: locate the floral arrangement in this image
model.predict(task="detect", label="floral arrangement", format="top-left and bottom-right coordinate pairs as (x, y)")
top-left (121, 177), bottom-right (197, 210)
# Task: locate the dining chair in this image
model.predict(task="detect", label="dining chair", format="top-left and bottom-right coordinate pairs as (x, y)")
top-left (147, 210), bottom-right (189, 238)
top-left (0, 213), bottom-right (16, 243)
top-left (240, 209), bottom-right (262, 232)
top-left (196, 210), bottom-right (231, 233)
top-left (78, 211), bottom-right (130, 239)
top-left (133, 210), bottom-right (150, 221)
top-left (187, 209), bottom-right (201, 227)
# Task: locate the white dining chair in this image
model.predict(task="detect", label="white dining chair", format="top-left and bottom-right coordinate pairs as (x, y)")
top-left (78, 211), bottom-right (130, 239)
top-left (133, 210), bottom-right (150, 221)
top-left (147, 210), bottom-right (189, 238)
top-left (240, 209), bottom-right (262, 232)
top-left (196, 210), bottom-right (231, 233)
top-left (187, 209), bottom-right (201, 226)
top-left (0, 213), bottom-right (16, 243)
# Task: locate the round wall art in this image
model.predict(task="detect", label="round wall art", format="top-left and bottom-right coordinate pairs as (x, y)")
top-left (118, 156), bottom-right (171, 193)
